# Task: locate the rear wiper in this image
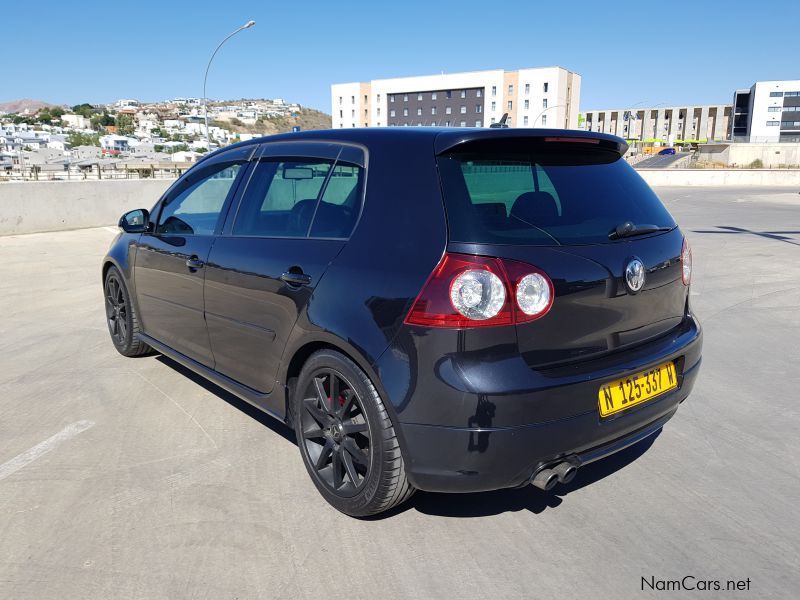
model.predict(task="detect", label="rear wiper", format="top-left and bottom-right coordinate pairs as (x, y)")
top-left (609, 221), bottom-right (673, 240)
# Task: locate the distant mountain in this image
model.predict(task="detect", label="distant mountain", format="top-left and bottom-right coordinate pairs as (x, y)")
top-left (0, 99), bottom-right (55, 114)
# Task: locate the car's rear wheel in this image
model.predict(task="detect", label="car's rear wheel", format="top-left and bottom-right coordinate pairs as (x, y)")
top-left (293, 350), bottom-right (415, 517)
top-left (104, 266), bottom-right (153, 357)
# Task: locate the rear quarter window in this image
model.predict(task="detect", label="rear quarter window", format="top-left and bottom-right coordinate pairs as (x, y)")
top-left (438, 142), bottom-right (675, 246)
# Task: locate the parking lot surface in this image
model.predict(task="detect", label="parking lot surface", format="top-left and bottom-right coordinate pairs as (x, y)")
top-left (1, 187), bottom-right (799, 599)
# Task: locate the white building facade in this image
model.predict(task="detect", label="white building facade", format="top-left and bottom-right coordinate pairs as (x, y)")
top-left (332, 67), bottom-right (581, 129)
top-left (731, 80), bottom-right (800, 143)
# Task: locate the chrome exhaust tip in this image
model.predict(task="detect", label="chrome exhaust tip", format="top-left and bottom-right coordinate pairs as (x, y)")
top-left (552, 461), bottom-right (578, 485)
top-left (531, 468), bottom-right (559, 491)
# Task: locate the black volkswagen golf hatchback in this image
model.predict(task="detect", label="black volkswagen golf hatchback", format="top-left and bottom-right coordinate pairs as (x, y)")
top-left (103, 128), bottom-right (702, 516)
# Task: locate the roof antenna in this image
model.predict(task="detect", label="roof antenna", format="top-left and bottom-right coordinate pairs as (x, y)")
top-left (490, 112), bottom-right (509, 128)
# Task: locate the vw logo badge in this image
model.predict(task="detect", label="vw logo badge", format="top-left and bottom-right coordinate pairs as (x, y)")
top-left (625, 258), bottom-right (646, 294)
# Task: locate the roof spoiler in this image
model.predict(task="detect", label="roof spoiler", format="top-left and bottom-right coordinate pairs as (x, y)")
top-left (434, 129), bottom-right (628, 157)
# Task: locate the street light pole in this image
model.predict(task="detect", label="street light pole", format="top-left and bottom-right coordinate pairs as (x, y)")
top-left (203, 20), bottom-right (255, 151)
top-left (533, 104), bottom-right (566, 127)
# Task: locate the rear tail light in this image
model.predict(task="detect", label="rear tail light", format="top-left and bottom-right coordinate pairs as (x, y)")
top-left (404, 252), bottom-right (554, 328)
top-left (681, 237), bottom-right (692, 285)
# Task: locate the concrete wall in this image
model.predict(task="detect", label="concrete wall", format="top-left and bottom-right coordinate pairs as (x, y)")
top-left (0, 179), bottom-right (173, 235)
top-left (639, 168), bottom-right (800, 187)
top-left (2, 170), bottom-right (800, 236)
top-left (697, 143), bottom-right (800, 167)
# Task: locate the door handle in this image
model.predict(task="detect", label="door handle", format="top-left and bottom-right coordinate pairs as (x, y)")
top-left (186, 256), bottom-right (204, 270)
top-left (280, 271), bottom-right (312, 286)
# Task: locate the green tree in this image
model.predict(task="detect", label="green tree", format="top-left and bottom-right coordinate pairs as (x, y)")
top-left (71, 103), bottom-right (95, 118)
top-left (116, 113), bottom-right (135, 136)
top-left (67, 132), bottom-right (100, 147)
top-left (50, 106), bottom-right (65, 119)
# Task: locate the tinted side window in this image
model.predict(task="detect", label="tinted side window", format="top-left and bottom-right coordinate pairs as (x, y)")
top-left (309, 163), bottom-right (364, 238)
top-left (157, 164), bottom-right (242, 235)
top-left (233, 160), bottom-right (333, 237)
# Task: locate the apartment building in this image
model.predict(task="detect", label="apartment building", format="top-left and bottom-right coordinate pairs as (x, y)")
top-left (731, 79), bottom-right (800, 143)
top-left (331, 67), bottom-right (581, 129)
top-left (583, 104), bottom-right (731, 142)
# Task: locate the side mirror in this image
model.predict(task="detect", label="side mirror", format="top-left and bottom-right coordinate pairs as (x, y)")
top-left (118, 209), bottom-right (151, 233)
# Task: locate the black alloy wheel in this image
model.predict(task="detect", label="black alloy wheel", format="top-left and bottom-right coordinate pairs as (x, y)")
top-left (300, 369), bottom-right (371, 496)
top-left (293, 350), bottom-right (415, 517)
top-left (105, 273), bottom-right (129, 346)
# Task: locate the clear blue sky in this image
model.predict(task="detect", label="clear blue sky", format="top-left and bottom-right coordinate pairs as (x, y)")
top-left (3, 0), bottom-right (796, 112)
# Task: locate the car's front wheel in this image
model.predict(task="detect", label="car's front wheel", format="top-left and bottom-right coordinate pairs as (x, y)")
top-left (104, 266), bottom-right (153, 357)
top-left (293, 350), bottom-right (415, 517)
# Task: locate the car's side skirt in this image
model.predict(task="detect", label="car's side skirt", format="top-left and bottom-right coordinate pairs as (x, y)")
top-left (139, 333), bottom-right (287, 424)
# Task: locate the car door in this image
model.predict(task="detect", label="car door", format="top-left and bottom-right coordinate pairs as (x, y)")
top-left (204, 142), bottom-right (366, 398)
top-left (133, 145), bottom-right (254, 366)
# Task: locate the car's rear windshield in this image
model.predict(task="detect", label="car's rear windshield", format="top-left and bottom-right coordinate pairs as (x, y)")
top-left (437, 139), bottom-right (676, 246)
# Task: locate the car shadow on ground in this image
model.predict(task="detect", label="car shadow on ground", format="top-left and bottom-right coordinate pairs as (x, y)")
top-left (156, 354), bottom-right (660, 519)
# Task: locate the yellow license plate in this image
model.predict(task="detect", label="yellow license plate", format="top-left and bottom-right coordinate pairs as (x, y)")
top-left (598, 361), bottom-right (678, 417)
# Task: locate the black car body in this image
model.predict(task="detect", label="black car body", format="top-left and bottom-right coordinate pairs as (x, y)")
top-left (103, 128), bottom-right (702, 516)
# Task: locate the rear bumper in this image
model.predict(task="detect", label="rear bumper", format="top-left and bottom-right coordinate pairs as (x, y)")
top-left (379, 315), bottom-right (702, 493)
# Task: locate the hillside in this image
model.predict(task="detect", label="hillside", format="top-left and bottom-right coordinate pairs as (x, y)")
top-left (0, 99), bottom-right (55, 114)
top-left (214, 107), bottom-right (332, 135)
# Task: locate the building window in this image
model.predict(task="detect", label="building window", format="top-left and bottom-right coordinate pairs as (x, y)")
top-left (525, 83), bottom-right (530, 95)
top-left (364, 95), bottom-right (367, 103)
top-left (507, 118), bottom-right (512, 126)
top-left (541, 115), bottom-right (546, 126)
top-left (460, 121), bottom-right (466, 127)
top-left (389, 95), bottom-right (394, 103)
top-left (476, 89), bottom-right (482, 98)
top-left (432, 92), bottom-right (437, 100)
top-left (490, 117), bottom-right (496, 124)
top-left (523, 116), bottom-right (529, 126)
top-left (766, 120), bottom-right (780, 126)
top-left (338, 96), bottom-right (342, 105)
top-left (785, 91), bottom-right (800, 96)
top-left (543, 82), bottom-right (548, 93)
top-left (351, 96), bottom-right (355, 104)
top-left (390, 109), bottom-right (396, 117)
top-left (351, 110), bottom-right (355, 117)
top-left (377, 121), bottom-right (381, 126)
top-left (475, 120), bottom-right (482, 127)
top-left (365, 109), bottom-right (368, 117)
top-left (769, 92), bottom-right (784, 97)
top-left (431, 107), bottom-right (437, 115)
top-left (491, 101), bottom-right (496, 111)
top-left (460, 90), bottom-right (466, 98)
top-left (491, 86), bottom-right (496, 97)
top-left (768, 106), bottom-right (782, 112)
top-left (476, 105), bottom-right (482, 113)
top-left (524, 99), bottom-right (529, 110)
top-left (543, 98), bottom-right (548, 109)
top-left (445, 120), bottom-right (451, 127)
top-left (417, 93), bottom-right (423, 101)
top-left (339, 110), bottom-right (343, 118)
top-left (446, 90), bottom-right (452, 99)
top-left (403, 108), bottom-right (408, 116)
top-left (507, 100), bottom-right (513, 110)
top-left (417, 108), bottom-right (422, 116)
top-left (446, 106), bottom-right (452, 114)
top-left (377, 94), bottom-right (381, 102)
top-left (430, 121), bottom-right (436, 126)
top-left (460, 106), bottom-right (466, 114)
top-left (403, 94), bottom-right (408, 102)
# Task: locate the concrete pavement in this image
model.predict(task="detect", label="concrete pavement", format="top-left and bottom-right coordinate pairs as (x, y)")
top-left (0, 187), bottom-right (798, 599)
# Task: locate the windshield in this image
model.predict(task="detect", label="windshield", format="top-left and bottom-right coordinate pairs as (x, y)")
top-left (437, 144), bottom-right (676, 246)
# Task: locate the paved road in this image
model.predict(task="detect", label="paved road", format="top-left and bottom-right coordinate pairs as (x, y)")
top-left (1, 188), bottom-right (799, 599)
top-left (635, 151), bottom-right (689, 168)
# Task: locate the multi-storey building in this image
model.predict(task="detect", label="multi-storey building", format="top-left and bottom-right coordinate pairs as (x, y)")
top-left (731, 80), bottom-right (800, 143)
top-left (583, 104), bottom-right (731, 142)
top-left (331, 67), bottom-right (581, 129)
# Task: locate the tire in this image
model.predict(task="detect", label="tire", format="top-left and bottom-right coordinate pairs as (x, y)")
top-left (293, 349), bottom-right (415, 517)
top-left (103, 266), bottom-right (153, 357)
